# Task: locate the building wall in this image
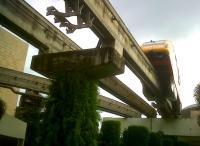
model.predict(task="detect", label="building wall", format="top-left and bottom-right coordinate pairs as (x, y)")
top-left (0, 27), bottom-right (28, 115)
top-left (191, 110), bottom-right (200, 118)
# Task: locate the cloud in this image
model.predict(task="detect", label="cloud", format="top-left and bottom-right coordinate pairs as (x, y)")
top-left (110, 0), bottom-right (200, 42)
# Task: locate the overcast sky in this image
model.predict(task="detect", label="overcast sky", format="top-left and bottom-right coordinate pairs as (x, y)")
top-left (24, 0), bottom-right (200, 117)
top-left (109, 0), bottom-right (200, 109)
top-left (110, 0), bottom-right (200, 42)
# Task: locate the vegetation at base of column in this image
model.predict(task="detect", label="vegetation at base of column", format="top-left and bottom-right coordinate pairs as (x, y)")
top-left (99, 120), bottom-right (121, 146)
top-left (122, 125), bottom-right (149, 146)
top-left (162, 138), bottom-right (174, 146)
top-left (15, 94), bottom-right (43, 146)
top-left (148, 132), bottom-right (163, 146)
top-left (38, 72), bottom-right (99, 146)
top-left (0, 98), bottom-right (6, 119)
top-left (175, 141), bottom-right (190, 146)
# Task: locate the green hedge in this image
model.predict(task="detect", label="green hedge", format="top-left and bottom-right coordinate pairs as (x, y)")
top-left (176, 141), bottom-right (190, 146)
top-left (99, 120), bottom-right (121, 146)
top-left (122, 125), bottom-right (149, 146)
top-left (0, 98), bottom-right (6, 119)
top-left (149, 132), bottom-right (163, 146)
top-left (38, 72), bottom-right (99, 146)
top-left (162, 138), bottom-right (174, 146)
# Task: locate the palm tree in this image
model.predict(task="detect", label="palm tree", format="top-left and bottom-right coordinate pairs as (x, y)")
top-left (194, 83), bottom-right (200, 104)
top-left (194, 83), bottom-right (200, 126)
top-left (0, 98), bottom-right (6, 119)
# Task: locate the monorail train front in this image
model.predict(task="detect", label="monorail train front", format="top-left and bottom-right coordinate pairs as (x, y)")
top-left (141, 40), bottom-right (181, 117)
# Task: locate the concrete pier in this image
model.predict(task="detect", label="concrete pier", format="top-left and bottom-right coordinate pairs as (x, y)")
top-left (31, 47), bottom-right (125, 79)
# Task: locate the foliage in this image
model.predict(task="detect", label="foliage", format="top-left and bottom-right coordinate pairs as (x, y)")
top-left (194, 83), bottom-right (200, 103)
top-left (0, 98), bottom-right (6, 119)
top-left (178, 141), bottom-right (190, 146)
top-left (122, 125), bottom-right (149, 146)
top-left (175, 141), bottom-right (190, 146)
top-left (38, 72), bottom-right (99, 146)
top-left (148, 132), bottom-right (163, 146)
top-left (99, 120), bottom-right (121, 146)
top-left (15, 94), bottom-right (43, 146)
top-left (162, 138), bottom-right (174, 146)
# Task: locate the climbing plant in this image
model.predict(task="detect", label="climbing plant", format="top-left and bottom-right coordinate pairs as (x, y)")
top-left (148, 132), bottom-right (163, 146)
top-left (99, 120), bottom-right (121, 146)
top-left (122, 125), bottom-right (149, 146)
top-left (0, 98), bottom-right (6, 119)
top-left (15, 94), bottom-right (43, 146)
top-left (38, 72), bottom-right (99, 146)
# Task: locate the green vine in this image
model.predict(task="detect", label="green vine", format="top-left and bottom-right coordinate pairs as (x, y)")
top-left (39, 72), bottom-right (99, 146)
top-left (0, 98), bottom-right (6, 119)
top-left (15, 95), bottom-right (43, 146)
top-left (99, 120), bottom-right (121, 146)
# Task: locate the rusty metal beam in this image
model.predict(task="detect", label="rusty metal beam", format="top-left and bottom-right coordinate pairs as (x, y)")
top-left (0, 67), bottom-right (140, 118)
top-left (0, 0), bottom-right (156, 117)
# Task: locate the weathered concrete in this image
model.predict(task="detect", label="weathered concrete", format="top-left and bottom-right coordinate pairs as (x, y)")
top-left (0, 0), bottom-right (80, 53)
top-left (100, 77), bottom-right (157, 118)
top-left (0, 67), bottom-right (51, 93)
top-left (31, 47), bottom-right (125, 79)
top-left (0, 0), bottom-right (157, 117)
top-left (0, 67), bottom-right (141, 118)
top-left (98, 95), bottom-right (141, 118)
top-left (74, 0), bottom-right (160, 96)
top-left (0, 0), bottom-right (160, 99)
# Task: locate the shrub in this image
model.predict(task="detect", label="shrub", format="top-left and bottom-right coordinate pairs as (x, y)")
top-left (176, 141), bottom-right (190, 146)
top-left (15, 94), bottom-right (43, 146)
top-left (162, 138), bottom-right (174, 146)
top-left (122, 125), bottom-right (149, 146)
top-left (38, 72), bottom-right (99, 146)
top-left (149, 132), bottom-right (163, 146)
top-left (99, 120), bottom-right (121, 146)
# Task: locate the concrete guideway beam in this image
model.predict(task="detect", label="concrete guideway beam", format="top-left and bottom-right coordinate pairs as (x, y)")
top-left (0, 0), bottom-right (80, 53)
top-left (0, 0), bottom-right (156, 117)
top-left (0, 67), bottom-right (140, 118)
top-left (80, 0), bottom-right (160, 96)
top-left (31, 47), bottom-right (125, 79)
top-left (0, 0), bottom-right (159, 98)
top-left (0, 67), bottom-right (51, 94)
top-left (100, 77), bottom-right (157, 118)
top-left (98, 95), bottom-right (141, 118)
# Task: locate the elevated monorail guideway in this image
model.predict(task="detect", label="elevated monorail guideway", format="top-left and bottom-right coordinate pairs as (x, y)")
top-left (62, 0), bottom-right (160, 97)
top-left (0, 67), bottom-right (141, 118)
top-left (0, 0), bottom-right (156, 117)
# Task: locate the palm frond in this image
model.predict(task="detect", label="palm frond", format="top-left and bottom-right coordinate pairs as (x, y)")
top-left (194, 83), bottom-right (200, 104)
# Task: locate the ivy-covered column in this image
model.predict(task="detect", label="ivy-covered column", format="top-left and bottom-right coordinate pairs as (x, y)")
top-left (31, 48), bottom-right (125, 146)
top-left (39, 72), bottom-right (99, 146)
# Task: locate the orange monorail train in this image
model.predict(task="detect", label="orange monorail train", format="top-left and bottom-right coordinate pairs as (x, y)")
top-left (141, 40), bottom-right (181, 117)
